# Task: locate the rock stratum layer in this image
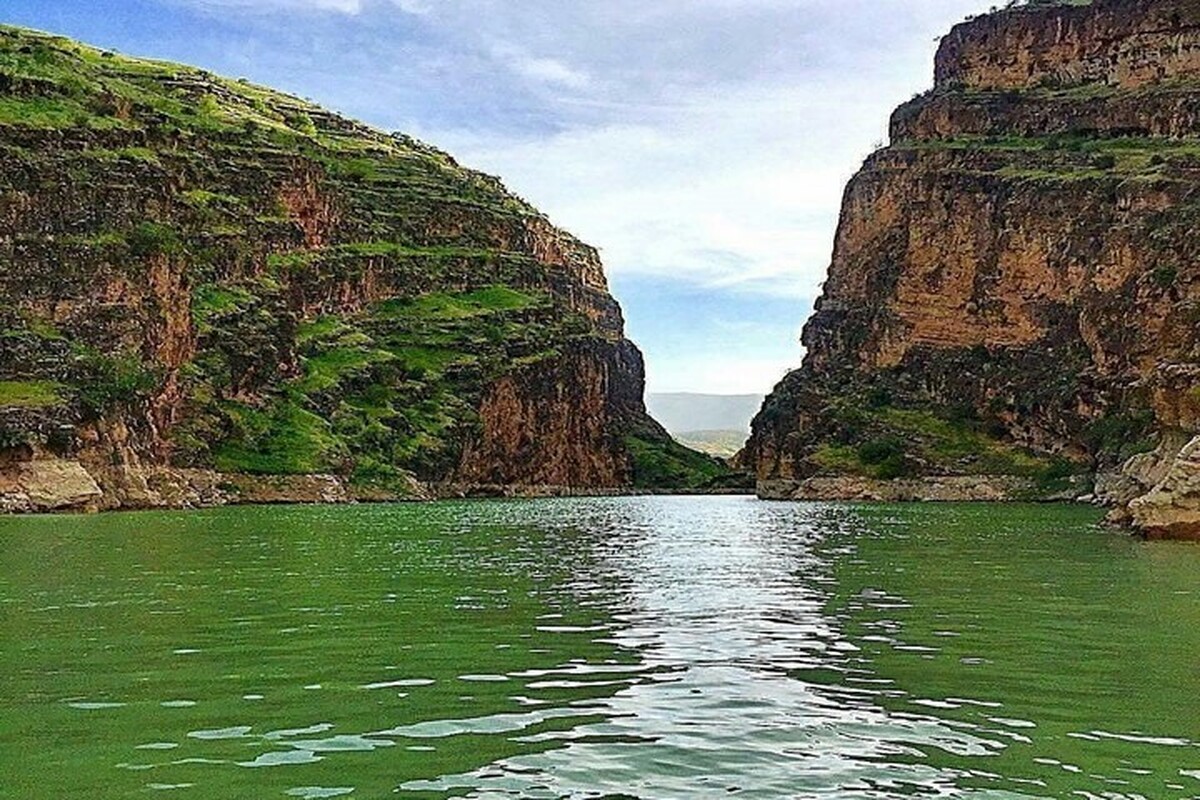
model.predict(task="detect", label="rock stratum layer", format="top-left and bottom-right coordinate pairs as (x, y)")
top-left (0, 26), bottom-right (728, 512)
top-left (746, 0), bottom-right (1200, 538)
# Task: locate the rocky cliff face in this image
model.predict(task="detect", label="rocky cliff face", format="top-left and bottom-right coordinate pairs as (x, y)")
top-left (746, 0), bottom-right (1200, 536)
top-left (0, 26), bottom-right (725, 511)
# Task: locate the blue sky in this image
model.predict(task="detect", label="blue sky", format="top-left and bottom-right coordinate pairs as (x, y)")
top-left (3, 0), bottom-right (991, 393)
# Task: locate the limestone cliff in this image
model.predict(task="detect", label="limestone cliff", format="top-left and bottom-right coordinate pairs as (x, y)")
top-left (746, 0), bottom-right (1200, 536)
top-left (0, 26), bottom-right (726, 511)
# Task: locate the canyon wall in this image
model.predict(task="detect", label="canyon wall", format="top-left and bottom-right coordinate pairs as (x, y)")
top-left (0, 25), bottom-right (724, 511)
top-left (746, 0), bottom-right (1200, 537)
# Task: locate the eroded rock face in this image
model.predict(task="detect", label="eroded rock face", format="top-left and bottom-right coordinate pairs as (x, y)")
top-left (0, 26), bottom-right (708, 510)
top-left (455, 340), bottom-right (647, 489)
top-left (935, 0), bottom-right (1200, 92)
top-left (746, 0), bottom-right (1200, 534)
top-left (1129, 436), bottom-right (1200, 539)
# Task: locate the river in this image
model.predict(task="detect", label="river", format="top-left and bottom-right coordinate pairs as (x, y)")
top-left (1, 497), bottom-right (1197, 798)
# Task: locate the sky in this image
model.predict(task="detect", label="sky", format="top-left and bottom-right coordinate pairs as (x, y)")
top-left (3, 0), bottom-right (992, 394)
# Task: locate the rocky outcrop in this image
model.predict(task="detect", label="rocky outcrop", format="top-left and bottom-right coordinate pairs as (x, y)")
top-left (1125, 435), bottom-right (1200, 538)
top-left (0, 26), bottom-right (727, 511)
top-left (746, 0), bottom-right (1200, 535)
top-left (0, 453), bottom-right (103, 512)
top-left (935, 0), bottom-right (1200, 92)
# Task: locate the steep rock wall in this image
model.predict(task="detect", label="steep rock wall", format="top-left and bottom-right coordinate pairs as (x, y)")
top-left (746, 0), bottom-right (1200, 533)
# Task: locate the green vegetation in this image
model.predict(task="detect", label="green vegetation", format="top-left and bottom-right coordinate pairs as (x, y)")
top-left (213, 400), bottom-right (345, 475)
top-left (378, 286), bottom-right (540, 321)
top-left (183, 283), bottom-right (598, 481)
top-left (82, 146), bottom-right (160, 164)
top-left (899, 132), bottom-right (1200, 182)
top-left (191, 284), bottom-right (256, 324)
top-left (855, 435), bottom-right (907, 480)
top-left (71, 349), bottom-right (160, 414)
top-left (0, 24), bottom-right (537, 217)
top-left (1081, 409), bottom-right (1157, 463)
top-left (0, 380), bottom-right (64, 408)
top-left (126, 221), bottom-right (183, 257)
top-left (181, 189), bottom-right (242, 208)
top-left (295, 344), bottom-right (395, 394)
top-left (626, 432), bottom-right (739, 491)
top-left (1152, 265), bottom-right (1178, 289)
top-left (810, 399), bottom-right (1087, 489)
top-left (0, 96), bottom-right (124, 129)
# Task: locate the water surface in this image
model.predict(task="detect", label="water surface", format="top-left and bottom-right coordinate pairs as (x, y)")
top-left (1, 498), bottom-right (1197, 798)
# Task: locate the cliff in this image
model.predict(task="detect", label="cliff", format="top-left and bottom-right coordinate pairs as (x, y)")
top-left (0, 26), bottom-right (729, 511)
top-left (745, 0), bottom-right (1200, 537)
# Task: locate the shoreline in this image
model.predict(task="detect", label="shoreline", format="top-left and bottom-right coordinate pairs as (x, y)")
top-left (0, 456), bottom-right (755, 515)
top-left (8, 457), bottom-right (1194, 542)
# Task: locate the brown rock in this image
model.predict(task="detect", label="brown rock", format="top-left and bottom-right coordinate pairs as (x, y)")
top-left (1129, 435), bottom-right (1200, 539)
top-left (9, 459), bottom-right (102, 511)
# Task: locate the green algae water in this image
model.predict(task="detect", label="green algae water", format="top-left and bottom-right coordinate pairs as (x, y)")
top-left (1, 498), bottom-right (1198, 799)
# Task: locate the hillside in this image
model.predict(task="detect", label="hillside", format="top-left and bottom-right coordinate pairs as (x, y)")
top-left (0, 25), bottom-right (728, 511)
top-left (744, 0), bottom-right (1200, 538)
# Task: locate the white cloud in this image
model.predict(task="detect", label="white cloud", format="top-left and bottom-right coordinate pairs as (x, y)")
top-left (489, 43), bottom-right (591, 91)
top-left (439, 77), bottom-right (895, 303)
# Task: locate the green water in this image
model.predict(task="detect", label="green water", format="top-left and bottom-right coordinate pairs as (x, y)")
top-left (1, 498), bottom-right (1197, 799)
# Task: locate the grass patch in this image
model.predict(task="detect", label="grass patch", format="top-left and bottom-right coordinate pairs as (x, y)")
top-left (297, 346), bottom-right (394, 394)
top-left (83, 146), bottom-right (160, 164)
top-left (182, 189), bottom-right (242, 208)
top-left (377, 286), bottom-right (540, 322)
top-left (0, 96), bottom-right (92, 128)
top-left (213, 400), bottom-right (344, 475)
top-left (193, 284), bottom-right (255, 320)
top-left (71, 349), bottom-right (159, 413)
top-left (392, 346), bottom-right (471, 375)
top-left (127, 222), bottom-right (183, 257)
top-left (812, 402), bottom-right (1075, 482)
top-left (0, 380), bottom-right (64, 408)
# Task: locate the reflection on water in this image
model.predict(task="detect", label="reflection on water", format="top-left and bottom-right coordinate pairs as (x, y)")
top-left (1, 497), bottom-right (1198, 799)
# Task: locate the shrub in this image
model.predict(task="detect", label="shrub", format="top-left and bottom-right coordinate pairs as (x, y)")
top-left (286, 112), bottom-right (318, 137)
top-left (1152, 265), bottom-right (1177, 289)
top-left (857, 435), bottom-right (906, 465)
top-left (73, 349), bottom-right (160, 413)
top-left (127, 222), bottom-right (182, 257)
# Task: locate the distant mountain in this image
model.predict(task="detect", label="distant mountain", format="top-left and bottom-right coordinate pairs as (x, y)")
top-left (647, 393), bottom-right (764, 436)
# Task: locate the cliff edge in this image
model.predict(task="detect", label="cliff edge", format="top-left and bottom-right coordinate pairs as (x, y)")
top-left (745, 0), bottom-right (1200, 538)
top-left (0, 26), bottom-right (729, 511)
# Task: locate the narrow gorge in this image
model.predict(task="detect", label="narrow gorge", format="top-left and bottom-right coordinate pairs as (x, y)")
top-left (0, 25), bottom-right (727, 511)
top-left (746, 0), bottom-right (1200, 538)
